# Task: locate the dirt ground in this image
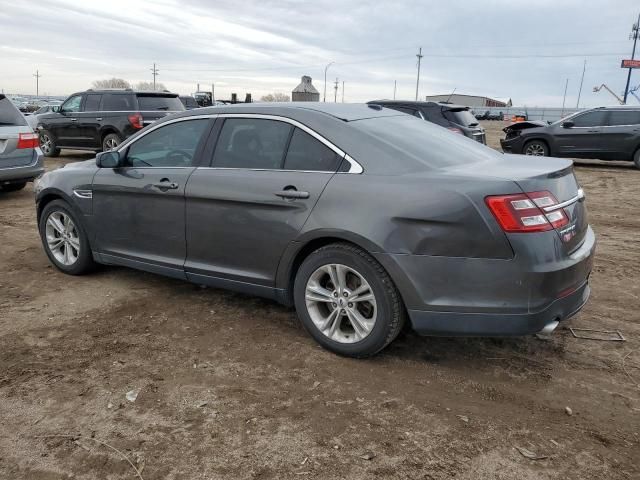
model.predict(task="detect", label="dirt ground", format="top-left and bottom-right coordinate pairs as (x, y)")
top-left (1, 123), bottom-right (639, 479)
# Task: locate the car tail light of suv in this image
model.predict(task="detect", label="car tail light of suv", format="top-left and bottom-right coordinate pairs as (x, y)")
top-left (128, 113), bottom-right (144, 129)
top-left (485, 190), bottom-right (569, 233)
top-left (17, 132), bottom-right (39, 149)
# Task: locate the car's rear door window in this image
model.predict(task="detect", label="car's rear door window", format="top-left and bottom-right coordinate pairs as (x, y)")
top-left (283, 128), bottom-right (343, 172)
top-left (0, 96), bottom-right (27, 126)
top-left (606, 110), bottom-right (640, 126)
top-left (126, 119), bottom-right (209, 167)
top-left (101, 94), bottom-right (135, 111)
top-left (571, 111), bottom-right (608, 127)
top-left (84, 94), bottom-right (102, 112)
top-left (212, 118), bottom-right (292, 169)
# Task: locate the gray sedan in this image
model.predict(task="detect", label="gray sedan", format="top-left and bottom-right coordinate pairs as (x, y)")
top-left (0, 94), bottom-right (44, 192)
top-left (34, 103), bottom-right (595, 357)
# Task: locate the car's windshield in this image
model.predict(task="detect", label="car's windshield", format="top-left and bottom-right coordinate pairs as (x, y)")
top-left (442, 108), bottom-right (479, 127)
top-left (352, 114), bottom-right (496, 168)
top-left (137, 95), bottom-right (184, 111)
top-left (0, 96), bottom-right (27, 126)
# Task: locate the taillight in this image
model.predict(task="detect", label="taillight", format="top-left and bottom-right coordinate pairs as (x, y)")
top-left (128, 113), bottom-right (144, 129)
top-left (447, 127), bottom-right (463, 135)
top-left (18, 132), bottom-right (39, 149)
top-left (485, 190), bottom-right (569, 233)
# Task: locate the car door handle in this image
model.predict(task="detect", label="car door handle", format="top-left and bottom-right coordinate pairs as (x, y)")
top-left (153, 181), bottom-right (179, 190)
top-left (96, 117), bottom-right (103, 121)
top-left (275, 189), bottom-right (310, 199)
top-left (70, 118), bottom-right (78, 122)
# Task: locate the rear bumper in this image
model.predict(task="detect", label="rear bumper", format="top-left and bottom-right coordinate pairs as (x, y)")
top-left (374, 226), bottom-right (596, 337)
top-left (408, 280), bottom-right (590, 336)
top-left (0, 150), bottom-right (44, 184)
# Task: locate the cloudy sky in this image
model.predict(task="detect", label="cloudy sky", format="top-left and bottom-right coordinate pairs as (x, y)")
top-left (1, 0), bottom-right (639, 107)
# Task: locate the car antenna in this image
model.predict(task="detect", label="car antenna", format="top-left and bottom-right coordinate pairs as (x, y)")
top-left (445, 88), bottom-right (457, 103)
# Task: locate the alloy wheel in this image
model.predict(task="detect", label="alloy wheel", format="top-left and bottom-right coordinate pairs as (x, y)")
top-left (105, 137), bottom-right (119, 150)
top-left (305, 263), bottom-right (377, 343)
top-left (40, 134), bottom-right (52, 154)
top-left (45, 211), bottom-right (80, 266)
top-left (525, 143), bottom-right (545, 156)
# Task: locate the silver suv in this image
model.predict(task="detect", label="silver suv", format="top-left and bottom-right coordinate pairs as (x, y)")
top-left (0, 94), bottom-right (44, 192)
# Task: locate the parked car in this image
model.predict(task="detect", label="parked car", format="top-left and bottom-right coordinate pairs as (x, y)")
top-left (0, 94), bottom-right (44, 192)
top-left (367, 100), bottom-right (487, 144)
top-left (26, 104), bottom-right (61, 129)
top-left (36, 89), bottom-right (185, 157)
top-left (501, 106), bottom-right (640, 168)
top-left (179, 95), bottom-right (200, 110)
top-left (34, 103), bottom-right (595, 357)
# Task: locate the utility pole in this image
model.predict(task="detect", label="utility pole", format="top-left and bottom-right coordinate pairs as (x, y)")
top-left (342, 80), bottom-right (345, 103)
top-left (576, 59), bottom-right (587, 108)
top-left (323, 62), bottom-right (334, 102)
top-left (150, 63), bottom-right (159, 90)
top-left (33, 70), bottom-right (41, 97)
top-left (393, 80), bottom-right (397, 100)
top-left (334, 78), bottom-right (339, 103)
top-left (415, 47), bottom-right (423, 101)
top-left (212, 83), bottom-right (215, 103)
top-left (623, 13), bottom-right (640, 104)
top-left (561, 78), bottom-right (569, 116)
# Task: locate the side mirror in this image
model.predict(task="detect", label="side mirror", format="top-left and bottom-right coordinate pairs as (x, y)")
top-left (562, 121), bottom-right (574, 128)
top-left (96, 150), bottom-right (123, 168)
top-left (51, 106), bottom-right (60, 113)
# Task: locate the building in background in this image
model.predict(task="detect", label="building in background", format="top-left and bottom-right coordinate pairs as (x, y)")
top-left (292, 76), bottom-right (320, 102)
top-left (424, 93), bottom-right (512, 108)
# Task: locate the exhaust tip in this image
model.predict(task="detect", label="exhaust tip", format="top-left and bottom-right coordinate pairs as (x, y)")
top-left (539, 320), bottom-right (559, 335)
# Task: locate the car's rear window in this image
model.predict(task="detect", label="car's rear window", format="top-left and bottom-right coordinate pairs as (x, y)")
top-left (352, 115), bottom-right (493, 168)
top-left (137, 95), bottom-right (184, 111)
top-left (442, 108), bottom-right (479, 127)
top-left (0, 96), bottom-right (27, 126)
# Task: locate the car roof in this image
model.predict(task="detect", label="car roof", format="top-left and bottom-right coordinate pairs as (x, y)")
top-left (587, 105), bottom-right (640, 111)
top-left (184, 102), bottom-right (403, 122)
top-left (73, 89), bottom-right (178, 96)
top-left (367, 100), bottom-right (470, 110)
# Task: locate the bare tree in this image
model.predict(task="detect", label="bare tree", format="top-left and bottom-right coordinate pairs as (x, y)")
top-left (260, 92), bottom-right (290, 102)
top-left (135, 81), bottom-right (167, 91)
top-left (92, 78), bottom-right (131, 89)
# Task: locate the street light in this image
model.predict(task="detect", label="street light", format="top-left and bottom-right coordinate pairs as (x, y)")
top-left (323, 62), bottom-right (334, 102)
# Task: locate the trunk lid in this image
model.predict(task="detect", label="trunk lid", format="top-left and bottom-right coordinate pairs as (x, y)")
top-left (446, 154), bottom-right (588, 252)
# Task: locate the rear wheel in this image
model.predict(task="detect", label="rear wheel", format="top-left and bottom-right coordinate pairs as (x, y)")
top-left (39, 200), bottom-right (96, 275)
top-left (523, 140), bottom-right (549, 156)
top-left (102, 133), bottom-right (122, 152)
top-left (633, 148), bottom-right (640, 169)
top-left (39, 130), bottom-right (60, 157)
top-left (0, 182), bottom-right (27, 192)
top-left (294, 243), bottom-right (405, 358)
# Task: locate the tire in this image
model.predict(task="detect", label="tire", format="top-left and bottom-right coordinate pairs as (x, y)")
top-left (39, 130), bottom-right (60, 157)
top-left (39, 200), bottom-right (96, 275)
top-left (523, 139), bottom-right (549, 156)
top-left (0, 182), bottom-right (27, 192)
top-left (293, 243), bottom-right (406, 358)
top-left (633, 148), bottom-right (640, 170)
top-left (102, 133), bottom-right (122, 152)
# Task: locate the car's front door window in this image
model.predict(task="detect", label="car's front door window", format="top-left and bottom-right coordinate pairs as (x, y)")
top-left (61, 95), bottom-right (82, 113)
top-left (571, 111), bottom-right (607, 127)
top-left (126, 119), bottom-right (209, 167)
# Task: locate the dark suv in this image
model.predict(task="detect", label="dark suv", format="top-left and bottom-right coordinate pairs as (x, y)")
top-left (501, 106), bottom-right (640, 168)
top-left (367, 100), bottom-right (486, 144)
top-left (36, 89), bottom-right (185, 156)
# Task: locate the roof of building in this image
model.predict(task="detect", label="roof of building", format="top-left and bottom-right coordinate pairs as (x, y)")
top-left (292, 76), bottom-right (319, 95)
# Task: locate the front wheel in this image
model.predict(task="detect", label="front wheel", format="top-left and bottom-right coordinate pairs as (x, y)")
top-left (39, 200), bottom-right (96, 275)
top-left (294, 243), bottom-right (405, 358)
top-left (633, 148), bottom-right (640, 170)
top-left (523, 140), bottom-right (549, 156)
top-left (39, 130), bottom-right (60, 157)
